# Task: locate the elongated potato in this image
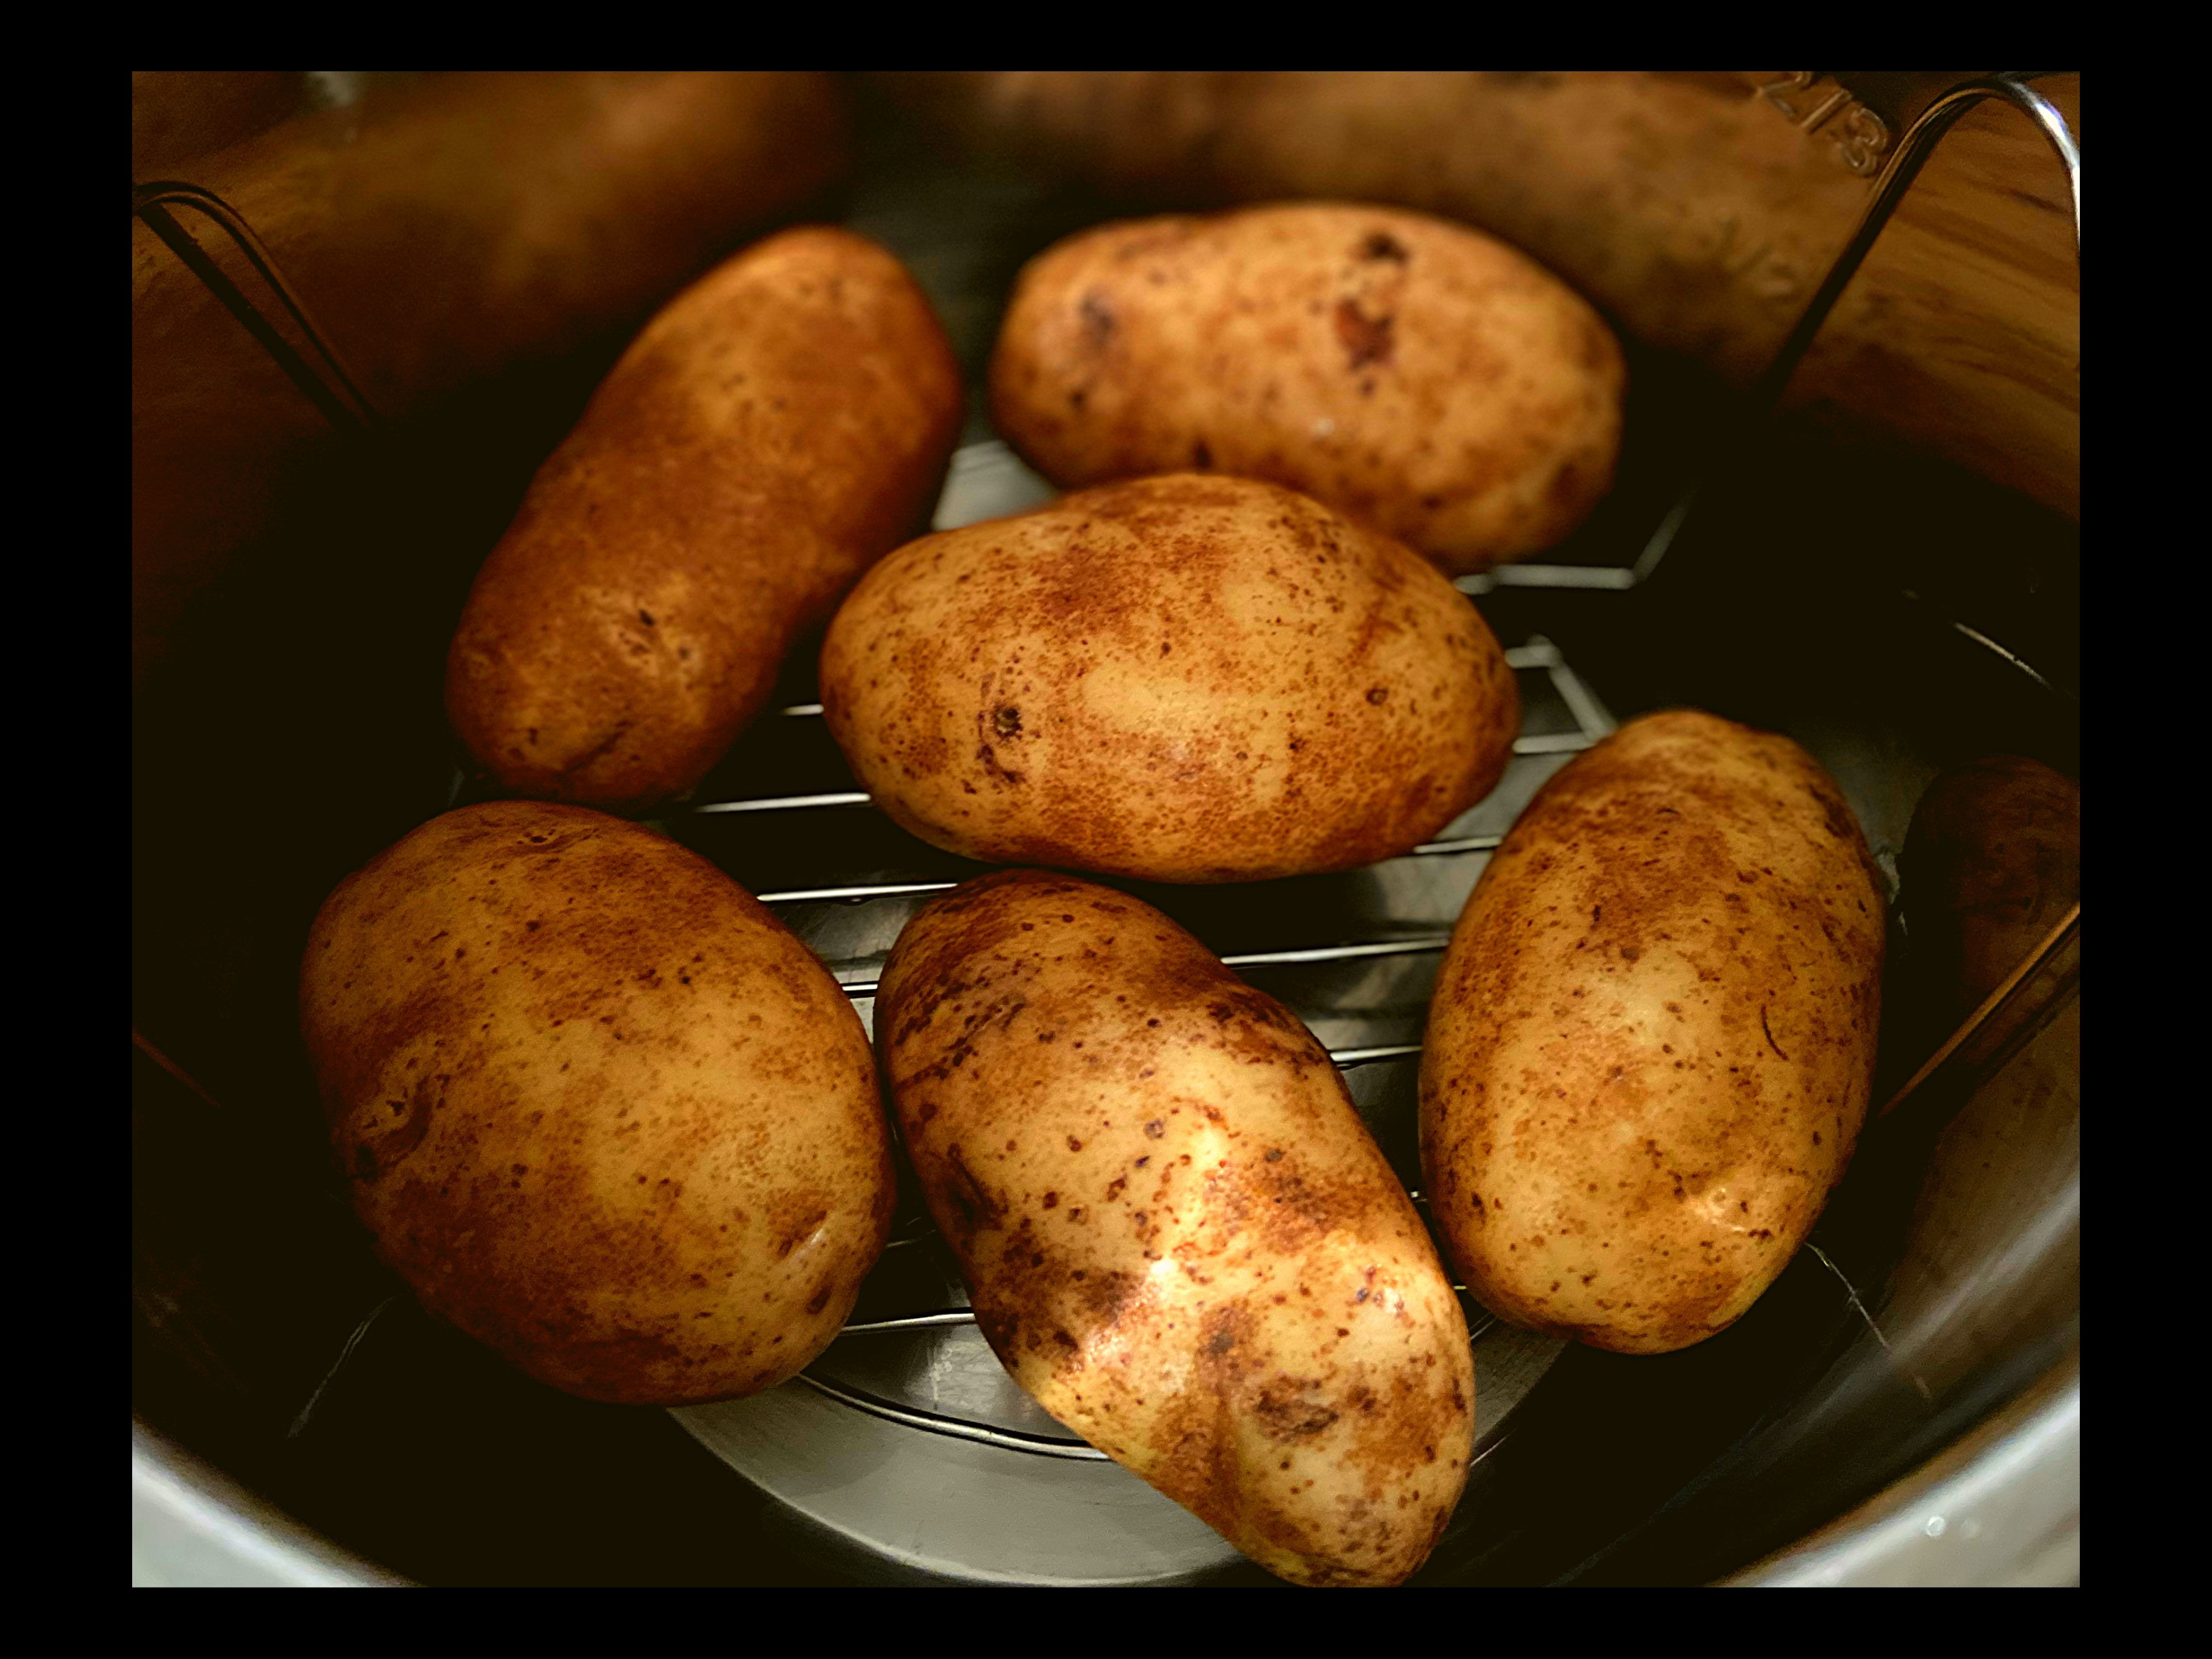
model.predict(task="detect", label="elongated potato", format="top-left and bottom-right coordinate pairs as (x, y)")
top-left (820, 472), bottom-right (1519, 882)
top-left (445, 226), bottom-right (961, 811)
top-left (300, 800), bottom-right (894, 1404)
top-left (988, 202), bottom-right (1623, 573)
top-left (878, 870), bottom-right (1474, 1588)
top-left (1419, 711), bottom-right (1886, 1355)
top-left (134, 71), bottom-right (853, 687)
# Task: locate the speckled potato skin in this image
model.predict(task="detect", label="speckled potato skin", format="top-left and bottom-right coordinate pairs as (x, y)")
top-left (819, 473), bottom-right (1518, 883)
top-left (445, 226), bottom-right (961, 812)
top-left (878, 870), bottom-right (1474, 1588)
top-left (1418, 712), bottom-right (1886, 1356)
top-left (988, 202), bottom-right (1624, 575)
top-left (299, 801), bottom-right (895, 1405)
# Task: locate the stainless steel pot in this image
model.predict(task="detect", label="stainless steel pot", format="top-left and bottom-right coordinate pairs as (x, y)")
top-left (130, 70), bottom-right (2079, 1587)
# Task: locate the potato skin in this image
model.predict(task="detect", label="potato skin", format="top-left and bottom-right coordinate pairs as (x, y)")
top-left (888, 71), bottom-right (2079, 524)
top-left (1418, 712), bottom-right (1886, 1355)
top-left (988, 202), bottom-right (1623, 573)
top-left (134, 71), bottom-right (852, 688)
top-left (878, 870), bottom-right (1473, 1588)
top-left (445, 226), bottom-right (961, 811)
top-left (820, 472), bottom-right (1519, 883)
top-left (299, 801), bottom-right (894, 1405)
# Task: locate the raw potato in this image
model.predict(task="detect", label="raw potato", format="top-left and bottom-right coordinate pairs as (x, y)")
top-left (446, 226), bottom-right (961, 811)
top-left (1419, 711), bottom-right (1886, 1355)
top-left (299, 800), bottom-right (894, 1405)
top-left (878, 870), bottom-right (1474, 1588)
top-left (988, 202), bottom-right (1624, 573)
top-left (820, 472), bottom-right (1519, 882)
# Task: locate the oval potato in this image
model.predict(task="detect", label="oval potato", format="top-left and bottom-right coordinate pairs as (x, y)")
top-left (878, 869), bottom-right (1474, 1588)
top-left (299, 800), bottom-right (894, 1404)
top-left (1418, 711), bottom-right (1886, 1355)
top-left (446, 226), bottom-right (961, 811)
top-left (890, 70), bottom-right (2079, 523)
top-left (988, 201), bottom-right (1623, 573)
top-left (820, 472), bottom-right (1519, 883)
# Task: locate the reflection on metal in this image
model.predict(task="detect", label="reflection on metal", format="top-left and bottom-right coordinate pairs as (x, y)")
top-left (1879, 903), bottom-right (2080, 1120)
top-left (1726, 1348), bottom-right (2079, 1587)
top-left (691, 790), bottom-right (872, 816)
top-left (1507, 72), bottom-right (2083, 600)
top-left (1331, 1043), bottom-right (1425, 1067)
top-left (838, 1309), bottom-right (980, 1334)
top-left (285, 1296), bottom-right (400, 1441)
top-left (132, 1421), bottom-right (400, 1587)
top-left (132, 181), bottom-right (381, 434)
top-left (1806, 1243), bottom-right (1924, 1400)
top-left (796, 1371), bottom-right (1111, 1462)
top-left (131, 1028), bottom-right (227, 1114)
top-left (1951, 620), bottom-right (2064, 698)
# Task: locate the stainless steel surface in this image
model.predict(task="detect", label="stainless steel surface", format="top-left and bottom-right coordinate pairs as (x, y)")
top-left (130, 71), bottom-right (2080, 1587)
top-left (1729, 1347), bottom-right (2080, 1587)
top-left (132, 1422), bottom-right (394, 1588)
top-left (1628, 72), bottom-right (2083, 598)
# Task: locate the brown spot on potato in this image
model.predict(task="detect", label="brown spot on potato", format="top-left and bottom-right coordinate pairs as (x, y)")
top-left (988, 202), bottom-right (1621, 576)
top-left (1079, 289), bottom-right (1115, 344)
top-left (1334, 299), bottom-right (1395, 371)
top-left (1417, 711), bottom-right (1883, 1355)
top-left (820, 474), bottom-right (1516, 884)
top-left (444, 229), bottom-right (962, 812)
top-left (299, 800), bottom-right (894, 1406)
top-left (874, 868), bottom-right (1473, 1586)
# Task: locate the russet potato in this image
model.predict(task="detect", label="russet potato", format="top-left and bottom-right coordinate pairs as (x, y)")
top-left (988, 202), bottom-right (1623, 573)
top-left (133, 71), bottom-right (854, 687)
top-left (446, 226), bottom-right (961, 811)
top-left (299, 800), bottom-right (894, 1404)
top-left (1419, 711), bottom-right (1886, 1355)
top-left (878, 869), bottom-right (1474, 1588)
top-left (882, 71), bottom-right (2080, 523)
top-left (820, 472), bottom-right (1519, 883)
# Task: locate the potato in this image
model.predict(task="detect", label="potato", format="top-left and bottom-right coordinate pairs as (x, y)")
top-left (820, 472), bottom-right (1519, 882)
top-left (987, 202), bottom-right (1624, 573)
top-left (877, 869), bottom-right (1473, 1588)
top-left (134, 71), bottom-right (853, 687)
top-left (299, 800), bottom-right (894, 1405)
top-left (1418, 711), bottom-right (1886, 1355)
top-left (1901, 755), bottom-right (2080, 1018)
top-left (445, 226), bottom-right (961, 811)
top-left (884, 71), bottom-right (2080, 524)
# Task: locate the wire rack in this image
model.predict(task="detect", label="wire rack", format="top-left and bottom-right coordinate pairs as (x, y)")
top-left (137, 71), bottom-right (2081, 1579)
top-left (656, 507), bottom-right (1621, 1457)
